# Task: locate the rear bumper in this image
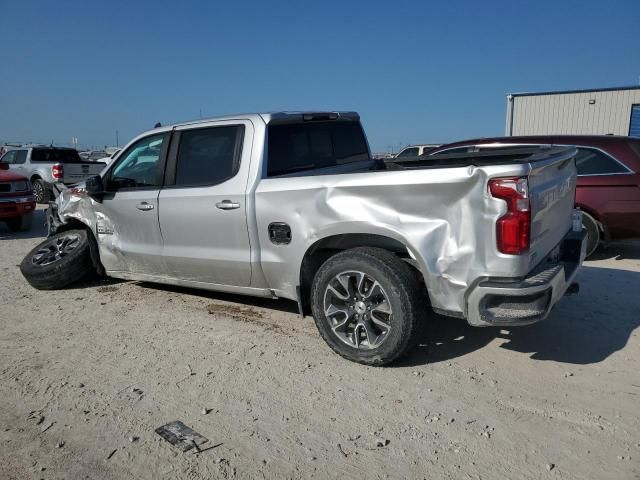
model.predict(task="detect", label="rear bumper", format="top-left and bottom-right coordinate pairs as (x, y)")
top-left (466, 230), bottom-right (586, 326)
top-left (0, 196), bottom-right (36, 219)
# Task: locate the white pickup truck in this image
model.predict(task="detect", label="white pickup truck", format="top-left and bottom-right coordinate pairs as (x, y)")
top-left (20, 112), bottom-right (586, 365)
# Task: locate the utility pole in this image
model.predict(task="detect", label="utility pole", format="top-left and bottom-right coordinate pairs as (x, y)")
top-left (115, 130), bottom-right (119, 147)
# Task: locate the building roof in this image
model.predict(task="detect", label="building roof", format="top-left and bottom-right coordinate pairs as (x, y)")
top-left (508, 85), bottom-right (640, 98)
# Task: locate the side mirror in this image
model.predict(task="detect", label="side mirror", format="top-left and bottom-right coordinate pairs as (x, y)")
top-left (85, 175), bottom-right (105, 197)
top-left (0, 162), bottom-right (8, 170)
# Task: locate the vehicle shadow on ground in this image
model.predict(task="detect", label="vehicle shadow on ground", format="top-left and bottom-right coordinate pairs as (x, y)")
top-left (0, 208), bottom-right (48, 240)
top-left (136, 282), bottom-right (301, 315)
top-left (66, 276), bottom-right (129, 290)
top-left (399, 265), bottom-right (640, 367)
top-left (589, 240), bottom-right (640, 261)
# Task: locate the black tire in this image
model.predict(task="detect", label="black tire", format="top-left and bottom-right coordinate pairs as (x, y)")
top-left (32, 179), bottom-right (50, 204)
top-left (310, 247), bottom-right (426, 366)
top-left (582, 212), bottom-right (600, 258)
top-left (6, 213), bottom-right (33, 232)
top-left (20, 229), bottom-right (95, 290)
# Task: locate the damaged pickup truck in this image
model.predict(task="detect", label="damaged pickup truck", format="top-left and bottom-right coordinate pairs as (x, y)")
top-left (20, 112), bottom-right (586, 365)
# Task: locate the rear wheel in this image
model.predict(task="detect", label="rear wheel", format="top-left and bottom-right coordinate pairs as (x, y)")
top-left (6, 213), bottom-right (33, 232)
top-left (20, 229), bottom-right (95, 290)
top-left (310, 247), bottom-right (425, 366)
top-left (582, 212), bottom-right (600, 258)
top-left (32, 179), bottom-right (50, 204)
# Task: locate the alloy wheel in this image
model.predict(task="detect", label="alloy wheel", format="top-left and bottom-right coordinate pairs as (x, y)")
top-left (33, 182), bottom-right (44, 203)
top-left (323, 270), bottom-right (392, 349)
top-left (31, 234), bottom-right (81, 266)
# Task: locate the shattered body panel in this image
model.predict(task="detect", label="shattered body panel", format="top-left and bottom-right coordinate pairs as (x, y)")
top-left (53, 186), bottom-right (129, 272)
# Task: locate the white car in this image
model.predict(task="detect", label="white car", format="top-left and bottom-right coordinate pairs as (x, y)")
top-left (95, 148), bottom-right (121, 165)
top-left (395, 144), bottom-right (440, 158)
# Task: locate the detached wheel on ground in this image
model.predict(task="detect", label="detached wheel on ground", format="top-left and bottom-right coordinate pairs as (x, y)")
top-left (582, 212), bottom-right (601, 258)
top-left (310, 247), bottom-right (425, 366)
top-left (20, 229), bottom-right (95, 290)
top-left (6, 213), bottom-right (33, 232)
top-left (32, 179), bottom-right (50, 204)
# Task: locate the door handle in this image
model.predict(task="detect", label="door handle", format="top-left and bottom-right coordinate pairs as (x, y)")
top-left (216, 200), bottom-right (240, 210)
top-left (136, 202), bottom-right (154, 211)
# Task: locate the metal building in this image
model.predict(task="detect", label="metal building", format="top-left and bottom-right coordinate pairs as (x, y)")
top-left (505, 86), bottom-right (640, 137)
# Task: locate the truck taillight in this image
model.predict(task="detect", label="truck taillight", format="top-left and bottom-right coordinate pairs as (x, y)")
top-left (489, 177), bottom-right (530, 255)
top-left (52, 163), bottom-right (64, 179)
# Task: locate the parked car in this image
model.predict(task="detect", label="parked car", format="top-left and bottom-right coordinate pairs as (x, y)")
top-left (86, 151), bottom-right (108, 161)
top-left (425, 136), bottom-right (640, 257)
top-left (395, 144), bottom-right (440, 158)
top-left (20, 112), bottom-right (585, 365)
top-left (95, 148), bottom-right (121, 166)
top-left (0, 162), bottom-right (35, 231)
top-left (105, 147), bottom-right (121, 156)
top-left (0, 146), bottom-right (106, 203)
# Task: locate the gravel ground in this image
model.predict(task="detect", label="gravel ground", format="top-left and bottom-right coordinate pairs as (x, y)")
top-left (1, 207), bottom-right (639, 479)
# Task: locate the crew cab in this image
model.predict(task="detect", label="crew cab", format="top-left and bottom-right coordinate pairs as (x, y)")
top-left (20, 112), bottom-right (586, 365)
top-left (0, 146), bottom-right (106, 204)
top-left (0, 162), bottom-right (35, 232)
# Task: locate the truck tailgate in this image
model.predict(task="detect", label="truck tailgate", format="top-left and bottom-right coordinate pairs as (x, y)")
top-left (527, 147), bottom-right (577, 266)
top-left (63, 162), bottom-right (105, 184)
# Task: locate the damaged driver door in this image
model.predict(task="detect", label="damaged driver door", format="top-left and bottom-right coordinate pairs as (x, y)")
top-left (97, 132), bottom-right (169, 276)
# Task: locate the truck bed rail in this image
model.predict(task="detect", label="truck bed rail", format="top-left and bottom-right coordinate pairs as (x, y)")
top-left (385, 145), bottom-right (575, 169)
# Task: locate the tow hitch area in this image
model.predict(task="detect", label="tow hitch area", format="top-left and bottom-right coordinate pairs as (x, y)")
top-left (565, 282), bottom-right (580, 296)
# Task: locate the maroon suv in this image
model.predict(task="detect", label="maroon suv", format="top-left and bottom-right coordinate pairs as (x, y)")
top-left (426, 136), bottom-right (640, 257)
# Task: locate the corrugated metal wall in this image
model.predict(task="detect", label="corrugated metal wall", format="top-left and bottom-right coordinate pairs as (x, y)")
top-left (506, 88), bottom-right (640, 136)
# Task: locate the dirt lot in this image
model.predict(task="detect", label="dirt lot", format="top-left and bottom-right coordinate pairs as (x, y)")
top-left (1, 207), bottom-right (639, 479)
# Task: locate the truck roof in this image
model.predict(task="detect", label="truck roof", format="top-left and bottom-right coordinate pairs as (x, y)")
top-left (150, 111), bottom-right (360, 133)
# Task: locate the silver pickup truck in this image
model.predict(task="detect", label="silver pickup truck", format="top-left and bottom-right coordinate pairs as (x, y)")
top-left (20, 112), bottom-right (586, 365)
top-left (0, 146), bottom-right (106, 203)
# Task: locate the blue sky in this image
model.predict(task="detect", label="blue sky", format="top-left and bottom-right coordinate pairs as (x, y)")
top-left (1, 0), bottom-right (638, 152)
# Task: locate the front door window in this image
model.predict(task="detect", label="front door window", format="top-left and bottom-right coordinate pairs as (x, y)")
top-left (108, 134), bottom-right (166, 190)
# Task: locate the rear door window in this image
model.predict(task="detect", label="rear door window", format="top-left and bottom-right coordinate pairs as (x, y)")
top-left (174, 126), bottom-right (244, 187)
top-left (31, 148), bottom-right (82, 163)
top-left (575, 148), bottom-right (630, 175)
top-left (267, 121), bottom-right (369, 177)
top-left (15, 150), bottom-right (27, 164)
